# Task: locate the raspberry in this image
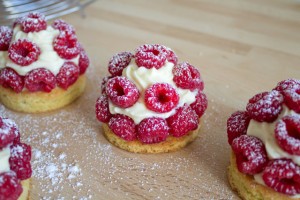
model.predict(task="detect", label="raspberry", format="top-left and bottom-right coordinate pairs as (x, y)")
top-left (262, 159), bottom-right (300, 195)
top-left (246, 90), bottom-right (283, 122)
top-left (53, 31), bottom-right (80, 59)
top-left (19, 12), bottom-right (47, 33)
top-left (274, 79), bottom-right (300, 92)
top-left (100, 76), bottom-right (112, 94)
top-left (190, 90), bottom-right (208, 118)
top-left (108, 52), bottom-right (133, 76)
top-left (166, 47), bottom-right (178, 65)
top-left (275, 115), bottom-right (300, 155)
top-left (9, 142), bottom-right (32, 180)
top-left (0, 26), bottom-right (13, 51)
top-left (0, 117), bottom-right (20, 149)
top-left (52, 19), bottom-right (75, 33)
top-left (167, 104), bottom-right (199, 137)
top-left (135, 44), bottom-right (168, 69)
top-left (24, 68), bottom-right (56, 92)
top-left (78, 49), bottom-right (89, 74)
top-left (145, 83), bottom-right (179, 113)
top-left (0, 68), bottom-right (24, 93)
top-left (56, 62), bottom-right (79, 90)
top-left (108, 114), bottom-right (136, 141)
top-left (95, 95), bottom-right (112, 123)
top-left (137, 117), bottom-right (169, 144)
top-left (106, 76), bottom-right (140, 108)
top-left (8, 39), bottom-right (41, 66)
top-left (0, 171), bottom-right (23, 200)
top-left (232, 135), bottom-right (268, 175)
top-left (173, 62), bottom-right (203, 90)
top-left (227, 111), bottom-right (251, 145)
top-left (282, 84), bottom-right (300, 113)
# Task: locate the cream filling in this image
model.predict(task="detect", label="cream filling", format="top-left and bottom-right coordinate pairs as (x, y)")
top-left (109, 60), bottom-right (197, 124)
top-left (0, 146), bottom-right (11, 173)
top-left (0, 51), bottom-right (7, 68)
top-left (4, 25), bottom-right (79, 76)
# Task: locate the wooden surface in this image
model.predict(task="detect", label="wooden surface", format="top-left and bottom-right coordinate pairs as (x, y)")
top-left (2, 0), bottom-right (300, 199)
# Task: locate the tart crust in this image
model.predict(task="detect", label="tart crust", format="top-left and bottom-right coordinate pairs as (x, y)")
top-left (102, 122), bottom-right (201, 153)
top-left (0, 75), bottom-right (86, 113)
top-left (19, 178), bottom-right (30, 200)
top-left (228, 152), bottom-right (299, 200)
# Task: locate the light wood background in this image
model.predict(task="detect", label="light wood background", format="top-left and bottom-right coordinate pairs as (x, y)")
top-left (1, 0), bottom-right (300, 199)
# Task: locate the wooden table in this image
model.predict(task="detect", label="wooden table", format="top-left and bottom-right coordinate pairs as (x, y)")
top-left (2, 0), bottom-right (300, 199)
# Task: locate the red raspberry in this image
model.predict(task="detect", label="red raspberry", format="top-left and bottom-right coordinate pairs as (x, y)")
top-left (232, 135), bottom-right (268, 175)
top-left (108, 114), bottom-right (136, 141)
top-left (8, 39), bottom-right (41, 66)
top-left (137, 117), bottom-right (169, 144)
top-left (0, 68), bottom-right (24, 93)
top-left (262, 159), bottom-right (300, 195)
top-left (0, 26), bottom-right (13, 51)
top-left (95, 95), bottom-right (112, 123)
top-left (274, 79), bottom-right (300, 92)
top-left (275, 115), bottom-right (300, 155)
top-left (282, 84), bottom-right (300, 113)
top-left (0, 171), bottom-right (23, 200)
top-left (106, 76), bottom-right (140, 108)
top-left (167, 104), bottom-right (199, 137)
top-left (227, 111), bottom-right (251, 145)
top-left (135, 44), bottom-right (168, 69)
top-left (25, 68), bottom-right (56, 92)
top-left (166, 47), bottom-right (178, 65)
top-left (173, 62), bottom-right (203, 90)
top-left (78, 49), bottom-right (89, 74)
top-left (190, 90), bottom-right (208, 118)
top-left (52, 19), bottom-right (75, 33)
top-left (0, 117), bottom-right (20, 149)
top-left (145, 83), bottom-right (179, 113)
top-left (53, 31), bottom-right (80, 59)
top-left (19, 12), bottom-right (47, 33)
top-left (56, 62), bottom-right (79, 90)
top-left (246, 90), bottom-right (283, 122)
top-left (101, 76), bottom-right (112, 95)
top-left (108, 52), bottom-right (133, 76)
top-left (9, 142), bottom-right (32, 180)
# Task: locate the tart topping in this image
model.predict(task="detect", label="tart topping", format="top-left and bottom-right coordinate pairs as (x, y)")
top-left (0, 171), bottom-right (22, 200)
top-left (137, 117), bottom-right (169, 144)
top-left (232, 135), bottom-right (268, 175)
top-left (167, 104), bottom-right (198, 137)
top-left (173, 62), bottom-right (204, 90)
top-left (95, 95), bottom-right (112, 123)
top-left (106, 76), bottom-right (140, 108)
top-left (166, 47), bottom-right (178, 65)
top-left (18, 12), bottom-right (47, 33)
top-left (275, 114), bottom-right (300, 155)
top-left (108, 114), bottom-right (136, 141)
top-left (108, 52), bottom-right (134, 76)
top-left (0, 68), bottom-right (24, 93)
top-left (190, 90), bottom-right (208, 118)
top-left (0, 26), bottom-right (13, 51)
top-left (135, 44), bottom-right (168, 69)
top-left (8, 39), bottom-right (41, 66)
top-left (56, 62), bottom-right (80, 90)
top-left (246, 90), bottom-right (284, 122)
top-left (227, 111), bottom-right (251, 145)
top-left (281, 84), bottom-right (300, 114)
top-left (53, 30), bottom-right (80, 59)
top-left (25, 68), bottom-right (56, 92)
top-left (78, 48), bottom-right (90, 75)
top-left (0, 117), bottom-right (19, 149)
top-left (52, 19), bottom-right (75, 34)
top-left (145, 83), bottom-right (179, 113)
top-left (262, 159), bottom-right (300, 195)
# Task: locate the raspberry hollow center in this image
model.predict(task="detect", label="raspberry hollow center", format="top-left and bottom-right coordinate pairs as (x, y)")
top-left (286, 120), bottom-right (300, 140)
top-left (115, 84), bottom-right (125, 96)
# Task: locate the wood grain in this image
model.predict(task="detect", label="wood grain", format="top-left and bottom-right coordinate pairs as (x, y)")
top-left (1, 0), bottom-right (300, 199)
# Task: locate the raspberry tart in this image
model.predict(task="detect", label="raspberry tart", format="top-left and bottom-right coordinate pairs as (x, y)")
top-left (227, 79), bottom-right (300, 199)
top-left (0, 12), bottom-right (89, 113)
top-left (0, 116), bottom-right (32, 200)
top-left (96, 44), bottom-right (207, 153)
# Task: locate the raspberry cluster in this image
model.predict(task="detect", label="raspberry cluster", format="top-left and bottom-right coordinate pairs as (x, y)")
top-left (227, 78), bottom-right (300, 195)
top-left (0, 117), bottom-right (32, 199)
top-left (0, 12), bottom-right (89, 93)
top-left (96, 44), bottom-right (207, 144)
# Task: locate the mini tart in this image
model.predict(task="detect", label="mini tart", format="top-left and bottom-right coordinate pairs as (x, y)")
top-left (102, 122), bottom-right (201, 153)
top-left (228, 152), bottom-right (298, 200)
top-left (19, 179), bottom-right (30, 200)
top-left (0, 75), bottom-right (86, 113)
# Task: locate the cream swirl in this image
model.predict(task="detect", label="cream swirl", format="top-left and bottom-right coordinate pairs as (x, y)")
top-left (0, 146), bottom-right (11, 173)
